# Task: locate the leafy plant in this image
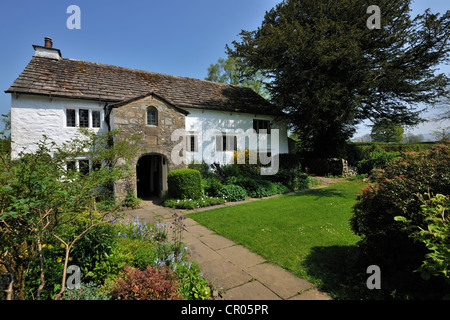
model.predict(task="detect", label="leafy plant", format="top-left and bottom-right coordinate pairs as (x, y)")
top-left (351, 143), bottom-right (450, 272)
top-left (111, 265), bottom-right (182, 300)
top-left (121, 192), bottom-right (142, 210)
top-left (202, 176), bottom-right (223, 197)
top-left (221, 184), bottom-right (247, 202)
top-left (163, 196), bottom-right (225, 209)
top-left (62, 282), bottom-right (111, 300)
top-left (357, 149), bottom-right (401, 175)
top-left (395, 193), bottom-right (450, 284)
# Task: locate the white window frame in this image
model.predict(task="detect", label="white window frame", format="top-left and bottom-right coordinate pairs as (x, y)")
top-left (65, 107), bottom-right (103, 129)
top-left (65, 158), bottom-right (102, 173)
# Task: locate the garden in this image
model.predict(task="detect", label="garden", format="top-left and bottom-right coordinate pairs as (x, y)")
top-left (0, 130), bottom-right (211, 300)
top-left (24, 214), bottom-right (211, 300)
top-left (1, 130), bottom-right (448, 300)
top-left (162, 150), bottom-right (314, 210)
top-left (188, 143), bottom-right (450, 299)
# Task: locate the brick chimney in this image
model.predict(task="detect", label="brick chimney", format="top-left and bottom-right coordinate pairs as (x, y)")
top-left (44, 37), bottom-right (53, 48)
top-left (33, 37), bottom-right (62, 60)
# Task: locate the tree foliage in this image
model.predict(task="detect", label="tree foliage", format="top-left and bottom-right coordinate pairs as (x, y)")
top-left (370, 119), bottom-right (404, 142)
top-left (227, 0), bottom-right (450, 157)
top-left (205, 56), bottom-right (270, 99)
top-left (0, 129), bottom-right (140, 299)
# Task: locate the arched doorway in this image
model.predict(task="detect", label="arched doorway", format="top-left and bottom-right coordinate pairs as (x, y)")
top-left (136, 154), bottom-right (168, 199)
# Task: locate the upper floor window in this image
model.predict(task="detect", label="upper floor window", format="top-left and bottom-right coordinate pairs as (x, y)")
top-left (66, 108), bottom-right (102, 129)
top-left (147, 107), bottom-right (158, 126)
top-left (253, 119), bottom-right (271, 134)
top-left (67, 109), bottom-right (76, 127)
top-left (186, 135), bottom-right (198, 152)
top-left (92, 111), bottom-right (101, 128)
top-left (79, 109), bottom-right (89, 127)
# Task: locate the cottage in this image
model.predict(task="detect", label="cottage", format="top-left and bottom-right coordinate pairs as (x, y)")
top-left (6, 38), bottom-right (289, 199)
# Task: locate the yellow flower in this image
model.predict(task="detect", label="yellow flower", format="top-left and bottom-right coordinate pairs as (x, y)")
top-left (48, 245), bottom-right (53, 250)
top-left (42, 244), bottom-right (47, 248)
top-left (57, 257), bottom-right (62, 263)
top-left (68, 257), bottom-right (73, 261)
top-left (60, 244), bottom-right (65, 249)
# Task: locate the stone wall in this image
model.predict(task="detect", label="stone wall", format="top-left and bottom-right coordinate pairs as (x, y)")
top-left (112, 94), bottom-right (186, 199)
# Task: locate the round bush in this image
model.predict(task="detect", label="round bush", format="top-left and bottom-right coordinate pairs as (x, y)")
top-left (350, 143), bottom-right (450, 268)
top-left (221, 184), bottom-right (247, 202)
top-left (168, 169), bottom-right (202, 200)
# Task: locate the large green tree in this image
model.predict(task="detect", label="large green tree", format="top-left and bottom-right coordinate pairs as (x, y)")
top-left (205, 56), bottom-right (270, 99)
top-left (370, 119), bottom-right (404, 142)
top-left (227, 0), bottom-right (450, 158)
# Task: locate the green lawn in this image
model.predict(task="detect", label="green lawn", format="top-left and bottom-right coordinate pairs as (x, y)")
top-left (188, 179), bottom-right (366, 297)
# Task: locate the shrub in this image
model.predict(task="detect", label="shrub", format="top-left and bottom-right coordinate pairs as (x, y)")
top-left (272, 168), bottom-right (310, 191)
top-left (357, 149), bottom-right (401, 174)
top-left (63, 282), bottom-right (111, 300)
top-left (163, 196), bottom-right (225, 209)
top-left (221, 184), bottom-right (247, 202)
top-left (274, 182), bottom-right (290, 194)
top-left (350, 143), bottom-right (450, 271)
top-left (253, 180), bottom-right (278, 198)
top-left (71, 224), bottom-right (118, 284)
top-left (233, 149), bottom-right (260, 176)
top-left (231, 176), bottom-right (261, 197)
top-left (168, 169), bottom-right (202, 200)
top-left (121, 192), bottom-right (142, 209)
top-left (395, 193), bottom-right (450, 285)
top-left (230, 177), bottom-right (285, 198)
top-left (187, 161), bottom-right (210, 178)
top-left (111, 265), bottom-right (182, 300)
top-left (221, 164), bottom-right (241, 180)
top-left (202, 176), bottom-right (223, 197)
top-left (176, 263), bottom-right (211, 300)
top-left (135, 245), bottom-right (158, 271)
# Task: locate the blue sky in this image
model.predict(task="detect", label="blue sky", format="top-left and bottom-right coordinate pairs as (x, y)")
top-left (1, 0), bottom-right (449, 138)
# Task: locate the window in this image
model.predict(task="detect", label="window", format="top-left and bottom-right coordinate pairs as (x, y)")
top-left (79, 159), bottom-right (90, 176)
top-left (216, 135), bottom-right (237, 152)
top-left (65, 108), bottom-right (102, 128)
top-left (253, 119), bottom-right (271, 134)
top-left (92, 160), bottom-right (102, 172)
top-left (147, 107), bottom-right (158, 126)
top-left (186, 135), bottom-right (198, 152)
top-left (92, 111), bottom-right (101, 128)
top-left (79, 109), bottom-right (89, 127)
top-left (67, 109), bottom-right (76, 127)
top-left (66, 159), bottom-right (101, 174)
top-left (66, 160), bottom-right (76, 171)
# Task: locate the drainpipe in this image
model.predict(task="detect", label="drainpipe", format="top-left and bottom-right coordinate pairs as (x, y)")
top-left (103, 103), bottom-right (111, 132)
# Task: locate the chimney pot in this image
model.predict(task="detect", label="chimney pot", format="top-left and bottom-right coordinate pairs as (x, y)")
top-left (44, 37), bottom-right (53, 48)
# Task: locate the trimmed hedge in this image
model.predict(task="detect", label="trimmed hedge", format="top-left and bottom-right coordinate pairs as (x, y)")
top-left (167, 169), bottom-right (202, 200)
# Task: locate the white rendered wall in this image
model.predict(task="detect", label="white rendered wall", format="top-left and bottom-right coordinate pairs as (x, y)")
top-left (183, 108), bottom-right (289, 165)
top-left (10, 94), bottom-right (106, 159)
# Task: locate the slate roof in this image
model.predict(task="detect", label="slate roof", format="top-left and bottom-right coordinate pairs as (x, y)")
top-left (6, 56), bottom-right (278, 115)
